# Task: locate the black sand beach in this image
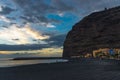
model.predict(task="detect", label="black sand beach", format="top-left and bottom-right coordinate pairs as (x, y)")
top-left (0, 59), bottom-right (120, 80)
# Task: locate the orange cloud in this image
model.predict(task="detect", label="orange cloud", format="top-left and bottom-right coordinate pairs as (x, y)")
top-left (0, 24), bottom-right (50, 45)
top-left (0, 47), bottom-right (63, 57)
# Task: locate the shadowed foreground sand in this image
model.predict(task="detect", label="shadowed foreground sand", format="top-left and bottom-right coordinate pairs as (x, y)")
top-left (0, 59), bottom-right (120, 80)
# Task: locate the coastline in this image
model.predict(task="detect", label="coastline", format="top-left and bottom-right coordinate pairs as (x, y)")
top-left (12, 57), bottom-right (65, 60)
top-left (0, 58), bottom-right (68, 68)
top-left (0, 58), bottom-right (120, 80)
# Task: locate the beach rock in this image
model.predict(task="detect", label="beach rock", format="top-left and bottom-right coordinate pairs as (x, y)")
top-left (63, 6), bottom-right (120, 57)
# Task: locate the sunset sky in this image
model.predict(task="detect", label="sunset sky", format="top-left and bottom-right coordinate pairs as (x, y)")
top-left (0, 0), bottom-right (120, 58)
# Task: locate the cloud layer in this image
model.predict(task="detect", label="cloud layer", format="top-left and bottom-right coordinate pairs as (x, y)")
top-left (0, 24), bottom-right (49, 45)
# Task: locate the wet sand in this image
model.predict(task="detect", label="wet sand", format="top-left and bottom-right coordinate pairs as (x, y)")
top-left (0, 58), bottom-right (120, 80)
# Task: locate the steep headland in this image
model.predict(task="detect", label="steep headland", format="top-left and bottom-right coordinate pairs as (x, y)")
top-left (63, 6), bottom-right (120, 57)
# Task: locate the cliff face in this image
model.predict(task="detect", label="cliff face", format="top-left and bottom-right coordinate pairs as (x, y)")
top-left (63, 6), bottom-right (120, 58)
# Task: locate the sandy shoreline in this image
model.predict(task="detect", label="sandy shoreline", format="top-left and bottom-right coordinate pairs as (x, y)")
top-left (0, 58), bottom-right (120, 80)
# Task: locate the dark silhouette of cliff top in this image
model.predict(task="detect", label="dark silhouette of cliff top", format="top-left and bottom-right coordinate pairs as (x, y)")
top-left (63, 6), bottom-right (120, 57)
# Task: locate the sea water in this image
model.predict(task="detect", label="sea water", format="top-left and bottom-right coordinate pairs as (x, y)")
top-left (0, 58), bottom-right (68, 67)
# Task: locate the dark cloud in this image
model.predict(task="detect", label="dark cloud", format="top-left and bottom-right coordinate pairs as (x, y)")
top-left (6, 17), bottom-right (16, 20)
top-left (20, 15), bottom-right (54, 23)
top-left (1, 25), bottom-right (9, 28)
top-left (0, 6), bottom-right (15, 15)
top-left (20, 15), bottom-right (60, 24)
top-left (12, 38), bottom-right (19, 41)
top-left (46, 34), bottom-right (66, 47)
top-left (51, 0), bottom-right (74, 12)
top-left (0, 44), bottom-right (49, 51)
top-left (13, 0), bottom-right (55, 23)
top-left (20, 16), bottom-right (36, 23)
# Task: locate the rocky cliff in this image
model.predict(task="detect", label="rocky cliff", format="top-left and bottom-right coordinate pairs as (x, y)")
top-left (63, 6), bottom-right (120, 58)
